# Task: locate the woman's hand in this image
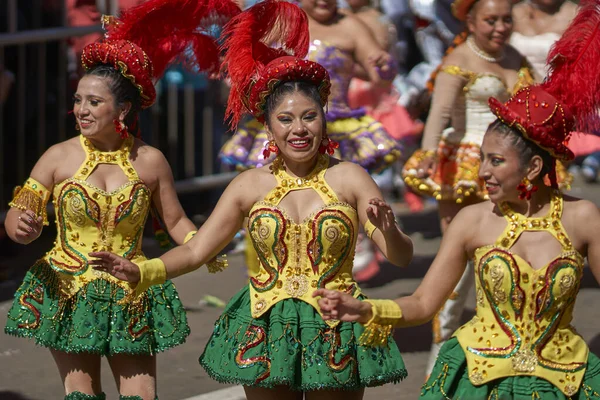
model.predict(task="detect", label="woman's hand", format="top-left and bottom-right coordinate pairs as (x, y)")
top-left (313, 289), bottom-right (373, 323)
top-left (416, 152), bottom-right (437, 179)
top-left (14, 210), bottom-right (43, 245)
top-left (366, 198), bottom-right (398, 235)
top-left (89, 251), bottom-right (141, 283)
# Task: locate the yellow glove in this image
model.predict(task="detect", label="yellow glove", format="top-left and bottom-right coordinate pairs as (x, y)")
top-left (133, 258), bottom-right (167, 297)
top-left (358, 299), bottom-right (403, 347)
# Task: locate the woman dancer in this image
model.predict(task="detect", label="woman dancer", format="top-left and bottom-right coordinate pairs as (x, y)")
top-left (3, 1), bottom-right (239, 398)
top-left (91, 2), bottom-right (413, 399)
top-left (401, 0), bottom-right (539, 374)
top-left (315, 1), bottom-right (600, 397)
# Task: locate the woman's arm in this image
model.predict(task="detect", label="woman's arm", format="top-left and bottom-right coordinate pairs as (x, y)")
top-left (5, 144), bottom-right (59, 244)
top-left (578, 200), bottom-right (600, 286)
top-left (345, 162), bottom-right (413, 267)
top-left (344, 14), bottom-right (394, 85)
top-left (91, 170), bottom-right (255, 280)
top-left (315, 205), bottom-right (475, 326)
top-left (145, 147), bottom-right (197, 245)
top-left (420, 68), bottom-right (467, 150)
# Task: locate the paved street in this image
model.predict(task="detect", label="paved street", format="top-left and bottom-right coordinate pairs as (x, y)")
top-left (0, 176), bottom-right (599, 400)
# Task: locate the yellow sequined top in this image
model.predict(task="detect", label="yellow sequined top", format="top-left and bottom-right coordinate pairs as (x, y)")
top-left (454, 191), bottom-right (587, 396)
top-left (38, 135), bottom-right (150, 299)
top-left (247, 155), bottom-right (361, 327)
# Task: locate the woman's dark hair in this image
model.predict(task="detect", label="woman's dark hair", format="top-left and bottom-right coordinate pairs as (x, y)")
top-left (487, 119), bottom-right (554, 179)
top-left (263, 81), bottom-right (327, 131)
top-left (85, 64), bottom-right (142, 129)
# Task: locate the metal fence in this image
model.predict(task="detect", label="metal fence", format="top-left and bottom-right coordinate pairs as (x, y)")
top-left (0, 0), bottom-right (236, 214)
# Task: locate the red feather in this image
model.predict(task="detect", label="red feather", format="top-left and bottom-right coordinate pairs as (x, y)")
top-left (544, 0), bottom-right (600, 133)
top-left (104, 0), bottom-right (240, 78)
top-left (221, 0), bottom-right (309, 128)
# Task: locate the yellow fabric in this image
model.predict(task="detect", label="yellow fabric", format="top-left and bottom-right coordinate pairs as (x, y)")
top-left (43, 135), bottom-right (152, 300)
top-left (453, 191), bottom-right (588, 396)
top-left (359, 299), bottom-right (403, 347)
top-left (183, 230), bottom-right (197, 244)
top-left (247, 154), bottom-right (361, 327)
top-left (132, 258), bottom-right (166, 297)
top-left (9, 177), bottom-right (51, 226)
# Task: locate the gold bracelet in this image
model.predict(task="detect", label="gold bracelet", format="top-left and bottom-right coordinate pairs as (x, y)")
top-left (206, 255), bottom-right (228, 273)
top-left (183, 230), bottom-right (197, 244)
top-left (364, 220), bottom-right (377, 240)
top-left (358, 299), bottom-right (403, 347)
top-left (9, 177), bottom-right (51, 226)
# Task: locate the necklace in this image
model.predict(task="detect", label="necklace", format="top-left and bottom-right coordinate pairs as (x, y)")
top-left (466, 36), bottom-right (505, 63)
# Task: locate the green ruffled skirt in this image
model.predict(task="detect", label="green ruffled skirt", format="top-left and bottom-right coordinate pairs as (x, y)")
top-left (421, 337), bottom-right (600, 399)
top-left (199, 286), bottom-right (407, 391)
top-left (5, 260), bottom-right (190, 355)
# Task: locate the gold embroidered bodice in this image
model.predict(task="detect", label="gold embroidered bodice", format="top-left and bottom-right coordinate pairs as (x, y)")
top-left (247, 155), bottom-right (360, 326)
top-left (440, 64), bottom-right (533, 144)
top-left (44, 135), bottom-right (151, 298)
top-left (454, 191), bottom-right (587, 396)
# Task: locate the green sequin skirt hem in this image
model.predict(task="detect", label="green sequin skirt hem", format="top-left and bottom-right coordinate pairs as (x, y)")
top-left (199, 286), bottom-right (407, 391)
top-left (5, 260), bottom-right (190, 355)
top-left (420, 337), bottom-right (600, 399)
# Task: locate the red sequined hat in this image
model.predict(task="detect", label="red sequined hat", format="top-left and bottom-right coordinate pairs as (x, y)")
top-left (489, 86), bottom-right (574, 161)
top-left (489, 0), bottom-right (600, 164)
top-left (222, 0), bottom-right (331, 128)
top-left (452, 0), bottom-right (518, 21)
top-left (81, 0), bottom-right (241, 109)
top-left (247, 56), bottom-right (330, 124)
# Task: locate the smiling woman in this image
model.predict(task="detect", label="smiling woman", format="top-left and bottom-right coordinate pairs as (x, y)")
top-left (89, 2), bottom-right (414, 399)
top-left (2, 1), bottom-right (241, 399)
top-left (313, 0), bottom-right (600, 397)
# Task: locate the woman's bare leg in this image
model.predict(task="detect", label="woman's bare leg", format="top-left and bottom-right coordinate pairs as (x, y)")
top-left (107, 353), bottom-right (156, 400)
top-left (50, 349), bottom-right (103, 396)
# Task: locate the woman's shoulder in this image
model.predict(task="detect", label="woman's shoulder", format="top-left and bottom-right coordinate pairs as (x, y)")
top-left (441, 43), bottom-right (470, 67)
top-left (563, 194), bottom-right (600, 220)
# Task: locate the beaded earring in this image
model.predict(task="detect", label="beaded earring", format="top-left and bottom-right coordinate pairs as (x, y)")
top-left (114, 119), bottom-right (129, 139)
top-left (318, 136), bottom-right (339, 155)
top-left (517, 177), bottom-right (538, 200)
top-left (262, 140), bottom-right (279, 159)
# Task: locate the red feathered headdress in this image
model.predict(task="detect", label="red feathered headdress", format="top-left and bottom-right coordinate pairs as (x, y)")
top-left (221, 0), bottom-right (331, 129)
top-left (81, 0), bottom-right (241, 109)
top-left (489, 0), bottom-right (600, 170)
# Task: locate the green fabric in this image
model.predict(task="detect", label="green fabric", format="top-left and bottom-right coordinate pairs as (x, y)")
top-left (199, 286), bottom-right (407, 391)
top-left (5, 260), bottom-right (189, 355)
top-left (65, 392), bottom-right (106, 400)
top-left (421, 337), bottom-right (600, 399)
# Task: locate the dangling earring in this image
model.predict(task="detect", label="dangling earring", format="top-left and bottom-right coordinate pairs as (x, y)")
top-left (75, 123), bottom-right (80, 131)
top-left (262, 140), bottom-right (279, 159)
top-left (114, 118), bottom-right (129, 139)
top-left (517, 177), bottom-right (538, 200)
top-left (319, 136), bottom-right (339, 155)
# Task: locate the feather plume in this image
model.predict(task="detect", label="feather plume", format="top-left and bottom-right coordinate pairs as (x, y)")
top-left (544, 0), bottom-right (600, 133)
top-left (105, 0), bottom-right (240, 78)
top-left (221, 0), bottom-right (310, 128)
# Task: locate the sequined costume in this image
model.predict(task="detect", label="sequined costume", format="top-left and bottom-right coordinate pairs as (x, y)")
top-left (5, 135), bottom-right (189, 354)
top-left (402, 63), bottom-right (539, 203)
top-left (421, 191), bottom-right (600, 398)
top-left (219, 39), bottom-right (401, 174)
top-left (199, 154), bottom-right (407, 389)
